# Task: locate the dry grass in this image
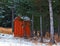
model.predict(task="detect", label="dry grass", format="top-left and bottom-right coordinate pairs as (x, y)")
top-left (45, 32), bottom-right (50, 39)
top-left (0, 27), bottom-right (12, 34)
top-left (54, 33), bottom-right (60, 43)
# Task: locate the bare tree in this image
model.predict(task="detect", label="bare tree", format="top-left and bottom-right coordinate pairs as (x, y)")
top-left (48, 0), bottom-right (55, 43)
top-left (40, 16), bottom-right (43, 42)
top-left (31, 15), bottom-right (34, 37)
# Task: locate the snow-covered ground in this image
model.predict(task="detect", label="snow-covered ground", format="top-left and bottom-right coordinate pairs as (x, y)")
top-left (0, 33), bottom-right (60, 46)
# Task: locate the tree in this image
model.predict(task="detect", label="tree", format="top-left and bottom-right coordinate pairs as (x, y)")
top-left (48, 0), bottom-right (55, 43)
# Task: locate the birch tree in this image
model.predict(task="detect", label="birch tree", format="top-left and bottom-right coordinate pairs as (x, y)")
top-left (48, 0), bottom-right (55, 43)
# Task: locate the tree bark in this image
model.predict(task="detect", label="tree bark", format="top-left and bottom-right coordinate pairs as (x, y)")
top-left (58, 16), bottom-right (60, 36)
top-left (12, 8), bottom-right (14, 32)
top-left (31, 15), bottom-right (34, 37)
top-left (48, 0), bottom-right (55, 43)
top-left (40, 16), bottom-right (43, 42)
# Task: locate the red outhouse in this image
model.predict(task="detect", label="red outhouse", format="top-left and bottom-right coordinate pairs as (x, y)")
top-left (24, 21), bottom-right (31, 37)
top-left (14, 16), bottom-right (24, 37)
top-left (14, 16), bottom-right (31, 37)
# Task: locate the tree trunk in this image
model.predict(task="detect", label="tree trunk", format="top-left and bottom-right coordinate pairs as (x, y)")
top-left (40, 16), bottom-right (43, 42)
top-left (12, 8), bottom-right (14, 32)
top-left (48, 0), bottom-right (55, 43)
top-left (58, 16), bottom-right (60, 37)
top-left (31, 15), bottom-right (34, 37)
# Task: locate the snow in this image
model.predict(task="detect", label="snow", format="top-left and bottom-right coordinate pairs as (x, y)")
top-left (0, 33), bottom-right (60, 46)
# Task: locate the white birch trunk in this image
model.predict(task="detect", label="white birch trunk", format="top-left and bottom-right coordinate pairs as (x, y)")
top-left (48, 0), bottom-right (54, 43)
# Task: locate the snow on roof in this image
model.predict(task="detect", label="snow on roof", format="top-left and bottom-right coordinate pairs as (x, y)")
top-left (21, 16), bottom-right (30, 21)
